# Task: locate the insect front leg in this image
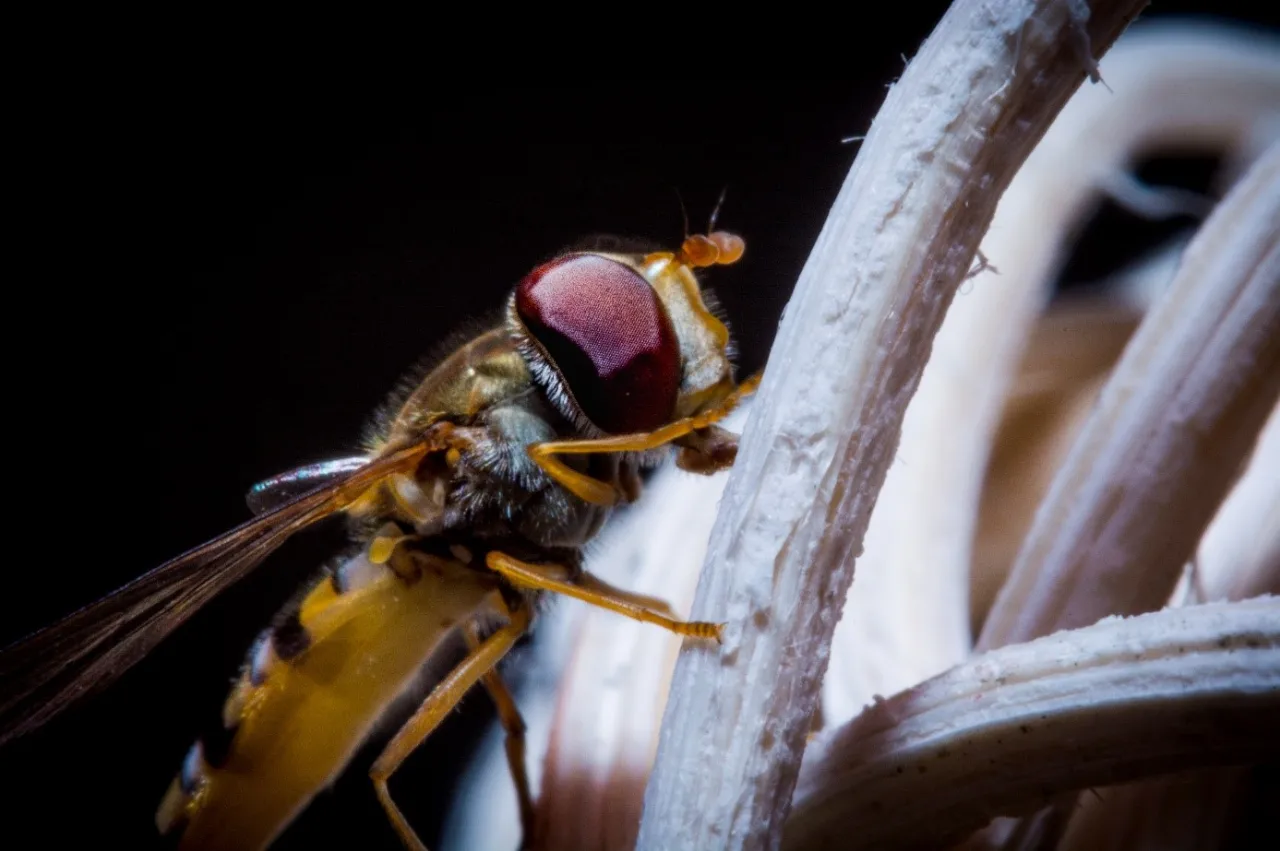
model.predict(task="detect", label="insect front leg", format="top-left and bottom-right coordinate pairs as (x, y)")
top-left (485, 552), bottom-right (722, 642)
top-left (370, 602), bottom-right (533, 851)
top-left (527, 372), bottom-right (761, 506)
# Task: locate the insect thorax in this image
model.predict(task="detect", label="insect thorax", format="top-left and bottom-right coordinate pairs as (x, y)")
top-left (367, 327), bottom-right (635, 551)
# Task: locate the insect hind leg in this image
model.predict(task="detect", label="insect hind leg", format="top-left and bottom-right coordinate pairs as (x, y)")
top-left (370, 602), bottom-right (532, 851)
top-left (463, 622), bottom-right (537, 849)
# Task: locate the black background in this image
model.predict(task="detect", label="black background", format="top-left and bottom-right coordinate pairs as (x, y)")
top-left (3, 5), bottom-right (1276, 849)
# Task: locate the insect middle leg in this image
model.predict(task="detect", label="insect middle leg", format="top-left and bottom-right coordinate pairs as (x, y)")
top-left (462, 622), bottom-right (537, 849)
top-left (528, 371), bottom-right (762, 506)
top-left (486, 551), bottom-right (722, 642)
top-left (371, 601), bottom-right (532, 851)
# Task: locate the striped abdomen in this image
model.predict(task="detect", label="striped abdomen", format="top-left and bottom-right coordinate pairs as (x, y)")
top-left (156, 536), bottom-right (503, 850)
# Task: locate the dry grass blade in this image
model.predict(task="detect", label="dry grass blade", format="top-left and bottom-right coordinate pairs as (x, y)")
top-left (826, 18), bottom-right (1280, 730)
top-left (439, 17), bottom-right (1279, 851)
top-left (784, 598), bottom-right (1280, 851)
top-left (1054, 403), bottom-right (1280, 851)
top-left (978, 142), bottom-right (1280, 652)
top-left (438, 446), bottom-right (736, 851)
top-left (1058, 768), bottom-right (1256, 851)
top-left (968, 301), bottom-right (1141, 635)
top-left (635, 1), bottom-right (1149, 848)
top-left (530, 461), bottom-right (731, 850)
top-left (1195, 401), bottom-right (1280, 604)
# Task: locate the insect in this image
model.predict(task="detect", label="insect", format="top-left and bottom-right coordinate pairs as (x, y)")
top-left (0, 227), bottom-right (758, 850)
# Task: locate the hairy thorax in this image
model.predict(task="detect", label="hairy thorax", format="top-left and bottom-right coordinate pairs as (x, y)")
top-left (358, 328), bottom-right (640, 550)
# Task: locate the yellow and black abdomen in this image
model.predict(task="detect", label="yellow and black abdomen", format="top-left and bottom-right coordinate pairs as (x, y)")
top-left (156, 539), bottom-right (502, 850)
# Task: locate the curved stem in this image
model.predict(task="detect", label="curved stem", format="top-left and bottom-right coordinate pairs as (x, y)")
top-left (784, 598), bottom-right (1280, 851)
top-left (634, 1), bottom-right (1150, 848)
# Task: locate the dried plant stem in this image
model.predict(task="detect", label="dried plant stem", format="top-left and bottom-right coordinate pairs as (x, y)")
top-left (978, 142), bottom-right (1280, 652)
top-left (439, 455), bottom-right (734, 851)
top-left (969, 25), bottom-right (1280, 849)
top-left (978, 139), bottom-right (1280, 849)
top-left (962, 19), bottom-right (1280, 642)
top-left (1197, 401), bottom-right (1280, 603)
top-left (530, 461), bottom-right (731, 851)
top-left (782, 598), bottom-right (1280, 851)
top-left (634, 1), bottom-right (1148, 848)
top-left (831, 20), bottom-right (1280, 724)
top-left (1058, 768), bottom-right (1253, 851)
top-left (968, 301), bottom-right (1139, 635)
top-left (1054, 401), bottom-right (1280, 851)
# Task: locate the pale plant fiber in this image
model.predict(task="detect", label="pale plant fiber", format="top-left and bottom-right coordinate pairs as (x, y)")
top-left (439, 11), bottom-right (1280, 851)
top-left (637, 1), bottom-right (1150, 848)
top-left (784, 599), bottom-right (1280, 850)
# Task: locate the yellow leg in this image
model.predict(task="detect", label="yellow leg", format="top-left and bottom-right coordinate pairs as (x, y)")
top-left (486, 552), bottom-right (722, 642)
top-left (528, 372), bottom-right (762, 506)
top-left (577, 572), bottom-right (680, 619)
top-left (504, 564), bottom-right (681, 618)
top-left (462, 623), bottom-right (537, 850)
top-left (371, 603), bottom-right (533, 851)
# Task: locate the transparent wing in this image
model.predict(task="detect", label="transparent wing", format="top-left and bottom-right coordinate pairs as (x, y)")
top-left (246, 456), bottom-right (370, 516)
top-left (0, 441), bottom-right (435, 747)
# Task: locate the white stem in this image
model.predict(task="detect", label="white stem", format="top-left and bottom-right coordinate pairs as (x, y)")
top-left (968, 300), bottom-right (1138, 640)
top-left (635, 1), bottom-right (1148, 848)
top-left (1196, 401), bottom-right (1280, 604)
top-left (957, 19), bottom-right (1280, 647)
top-left (784, 598), bottom-right (1280, 851)
top-left (969, 23), bottom-right (1280, 847)
top-left (531, 460), bottom-right (732, 850)
top-left (1054, 403), bottom-right (1280, 851)
top-left (978, 141), bottom-right (1280, 651)
top-left (1058, 767), bottom-right (1252, 851)
top-left (439, 21), bottom-right (1280, 851)
top-left (438, 414), bottom-right (743, 851)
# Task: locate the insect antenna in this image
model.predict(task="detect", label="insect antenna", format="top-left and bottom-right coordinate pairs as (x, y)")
top-left (708, 186), bottom-right (730, 233)
top-left (675, 187), bottom-right (691, 240)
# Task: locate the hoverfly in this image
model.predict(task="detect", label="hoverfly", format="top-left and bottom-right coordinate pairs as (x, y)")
top-left (0, 227), bottom-right (757, 850)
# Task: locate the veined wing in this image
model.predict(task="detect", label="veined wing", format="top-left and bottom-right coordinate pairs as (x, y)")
top-left (246, 456), bottom-right (370, 516)
top-left (0, 441), bottom-right (435, 747)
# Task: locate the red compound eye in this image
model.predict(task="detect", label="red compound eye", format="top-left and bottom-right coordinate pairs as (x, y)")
top-left (516, 254), bottom-right (680, 434)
